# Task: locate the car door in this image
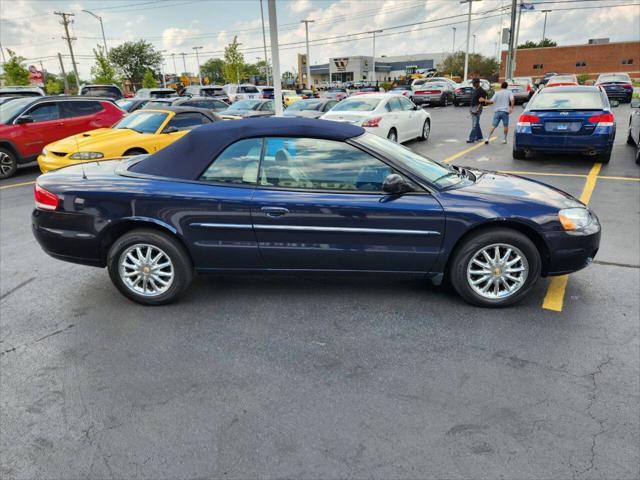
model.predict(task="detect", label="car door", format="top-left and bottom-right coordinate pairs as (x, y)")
top-left (183, 138), bottom-right (263, 270)
top-left (398, 95), bottom-right (421, 138)
top-left (251, 137), bottom-right (444, 272)
top-left (16, 101), bottom-right (64, 158)
top-left (60, 100), bottom-right (105, 136)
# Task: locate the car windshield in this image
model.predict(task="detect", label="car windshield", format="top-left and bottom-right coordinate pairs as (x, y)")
top-left (597, 74), bottom-right (631, 83)
top-left (357, 133), bottom-right (462, 189)
top-left (331, 98), bottom-right (380, 112)
top-left (82, 86), bottom-right (120, 98)
top-left (201, 88), bottom-right (224, 96)
top-left (0, 97), bottom-right (33, 123)
top-left (114, 111), bottom-right (168, 133)
top-left (287, 100), bottom-right (322, 111)
top-left (423, 83), bottom-right (445, 89)
top-left (228, 100), bottom-right (261, 111)
top-left (150, 90), bottom-right (175, 98)
top-left (528, 91), bottom-right (604, 110)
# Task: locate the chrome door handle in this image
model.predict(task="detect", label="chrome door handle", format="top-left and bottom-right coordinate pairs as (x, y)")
top-left (261, 206), bottom-right (289, 217)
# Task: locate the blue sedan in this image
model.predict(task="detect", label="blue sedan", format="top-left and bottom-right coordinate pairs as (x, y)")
top-left (32, 118), bottom-right (601, 307)
top-left (514, 86), bottom-right (616, 163)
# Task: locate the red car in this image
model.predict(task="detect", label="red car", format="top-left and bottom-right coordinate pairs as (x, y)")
top-left (0, 96), bottom-right (124, 178)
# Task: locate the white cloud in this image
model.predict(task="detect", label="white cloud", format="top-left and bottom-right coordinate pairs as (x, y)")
top-left (162, 27), bottom-right (202, 50)
top-left (289, 0), bottom-right (312, 14)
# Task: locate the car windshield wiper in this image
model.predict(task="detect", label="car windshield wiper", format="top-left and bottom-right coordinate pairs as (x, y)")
top-left (432, 170), bottom-right (463, 185)
top-left (119, 126), bottom-right (144, 133)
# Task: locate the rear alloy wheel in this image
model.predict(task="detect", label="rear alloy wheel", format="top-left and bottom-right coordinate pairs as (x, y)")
top-left (419, 120), bottom-right (431, 141)
top-left (108, 229), bottom-right (193, 305)
top-left (449, 228), bottom-right (541, 307)
top-left (387, 129), bottom-right (398, 143)
top-left (0, 147), bottom-right (17, 179)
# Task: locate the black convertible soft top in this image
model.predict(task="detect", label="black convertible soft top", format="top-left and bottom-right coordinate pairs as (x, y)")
top-left (129, 117), bottom-right (365, 180)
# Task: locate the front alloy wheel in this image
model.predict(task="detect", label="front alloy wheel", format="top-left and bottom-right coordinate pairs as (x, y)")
top-left (466, 244), bottom-right (528, 300)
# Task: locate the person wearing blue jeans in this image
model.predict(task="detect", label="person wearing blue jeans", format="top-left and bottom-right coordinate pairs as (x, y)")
top-left (467, 78), bottom-right (489, 143)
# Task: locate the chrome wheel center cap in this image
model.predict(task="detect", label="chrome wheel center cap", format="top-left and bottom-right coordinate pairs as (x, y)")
top-left (142, 266), bottom-right (150, 274)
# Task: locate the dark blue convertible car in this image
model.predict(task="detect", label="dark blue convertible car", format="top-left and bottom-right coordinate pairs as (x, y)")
top-left (33, 118), bottom-right (601, 307)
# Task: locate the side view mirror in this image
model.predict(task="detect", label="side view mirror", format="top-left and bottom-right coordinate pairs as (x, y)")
top-left (163, 126), bottom-right (180, 133)
top-left (382, 173), bottom-right (413, 194)
top-left (631, 100), bottom-right (640, 109)
top-left (610, 99), bottom-right (620, 108)
top-left (16, 115), bottom-right (34, 124)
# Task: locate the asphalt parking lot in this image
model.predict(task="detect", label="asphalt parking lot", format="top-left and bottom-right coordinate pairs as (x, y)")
top-left (1, 104), bottom-right (638, 479)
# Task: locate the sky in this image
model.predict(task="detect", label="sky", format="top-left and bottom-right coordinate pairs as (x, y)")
top-left (1, 0), bottom-right (639, 79)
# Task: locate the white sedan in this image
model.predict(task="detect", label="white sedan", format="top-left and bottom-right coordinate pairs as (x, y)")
top-left (320, 93), bottom-right (431, 143)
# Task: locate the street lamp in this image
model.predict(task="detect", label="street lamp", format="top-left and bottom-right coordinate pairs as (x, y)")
top-left (300, 19), bottom-right (314, 89)
top-left (367, 30), bottom-right (383, 85)
top-left (192, 46), bottom-right (203, 86)
top-left (82, 10), bottom-right (108, 55)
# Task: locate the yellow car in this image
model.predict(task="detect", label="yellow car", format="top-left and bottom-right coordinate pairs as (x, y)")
top-left (38, 107), bottom-right (218, 173)
top-left (282, 90), bottom-right (303, 107)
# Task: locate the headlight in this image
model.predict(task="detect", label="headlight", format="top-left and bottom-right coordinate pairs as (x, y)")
top-left (70, 152), bottom-right (104, 160)
top-left (558, 207), bottom-right (593, 231)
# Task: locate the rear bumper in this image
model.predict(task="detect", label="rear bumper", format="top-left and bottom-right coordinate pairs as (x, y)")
top-left (413, 95), bottom-right (443, 105)
top-left (545, 220), bottom-right (601, 276)
top-left (514, 132), bottom-right (614, 153)
top-left (32, 209), bottom-right (103, 267)
top-left (603, 91), bottom-right (633, 101)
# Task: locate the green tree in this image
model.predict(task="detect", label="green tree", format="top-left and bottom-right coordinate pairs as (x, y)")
top-left (142, 69), bottom-right (158, 88)
top-left (222, 36), bottom-right (246, 84)
top-left (108, 40), bottom-right (162, 87)
top-left (45, 76), bottom-right (63, 95)
top-left (3, 49), bottom-right (30, 85)
top-left (437, 52), bottom-right (500, 81)
top-left (91, 46), bottom-right (119, 84)
top-left (518, 38), bottom-right (557, 49)
top-left (201, 58), bottom-right (225, 84)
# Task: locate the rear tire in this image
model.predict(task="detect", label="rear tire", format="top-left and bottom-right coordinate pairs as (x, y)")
top-left (0, 147), bottom-right (17, 179)
top-left (107, 229), bottom-right (193, 305)
top-left (449, 228), bottom-right (541, 307)
top-left (512, 148), bottom-right (526, 160)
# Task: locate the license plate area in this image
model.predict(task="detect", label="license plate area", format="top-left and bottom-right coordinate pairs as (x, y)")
top-left (544, 121), bottom-right (582, 133)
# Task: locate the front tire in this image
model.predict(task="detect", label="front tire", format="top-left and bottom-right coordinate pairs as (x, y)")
top-left (0, 147), bottom-right (17, 179)
top-left (387, 128), bottom-right (398, 143)
top-left (107, 229), bottom-right (193, 305)
top-left (449, 228), bottom-right (541, 307)
top-left (419, 120), bottom-right (431, 141)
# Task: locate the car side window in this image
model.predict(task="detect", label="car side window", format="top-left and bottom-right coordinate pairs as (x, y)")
top-left (27, 103), bottom-right (61, 122)
top-left (324, 101), bottom-right (337, 111)
top-left (199, 138), bottom-right (262, 185)
top-left (166, 112), bottom-right (209, 130)
top-left (398, 96), bottom-right (415, 110)
top-left (62, 101), bottom-right (103, 117)
top-left (261, 100), bottom-right (274, 111)
top-left (259, 137), bottom-right (392, 192)
top-left (388, 98), bottom-right (404, 112)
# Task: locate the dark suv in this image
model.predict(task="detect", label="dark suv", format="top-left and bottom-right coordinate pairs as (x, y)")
top-left (79, 84), bottom-right (124, 100)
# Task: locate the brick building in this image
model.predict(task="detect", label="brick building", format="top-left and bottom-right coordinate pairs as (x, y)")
top-left (500, 40), bottom-right (639, 81)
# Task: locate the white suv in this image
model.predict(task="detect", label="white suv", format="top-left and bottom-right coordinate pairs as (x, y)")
top-left (222, 84), bottom-right (260, 103)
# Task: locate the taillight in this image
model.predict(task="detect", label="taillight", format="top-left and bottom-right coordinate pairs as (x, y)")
top-left (527, 84), bottom-right (532, 92)
top-left (622, 83), bottom-right (633, 90)
top-left (588, 112), bottom-right (614, 126)
top-left (424, 89), bottom-right (441, 94)
top-left (415, 90), bottom-right (426, 95)
top-left (517, 113), bottom-right (540, 126)
top-left (34, 184), bottom-right (59, 211)
top-left (362, 116), bottom-right (382, 127)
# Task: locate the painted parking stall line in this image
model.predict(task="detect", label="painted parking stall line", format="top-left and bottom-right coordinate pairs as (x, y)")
top-left (542, 162), bottom-right (602, 312)
top-left (0, 180), bottom-right (36, 190)
top-left (442, 137), bottom-right (497, 164)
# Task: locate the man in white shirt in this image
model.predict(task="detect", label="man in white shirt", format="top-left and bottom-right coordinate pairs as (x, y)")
top-left (485, 82), bottom-right (515, 144)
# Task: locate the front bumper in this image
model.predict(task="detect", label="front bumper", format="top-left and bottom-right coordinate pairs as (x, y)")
top-left (38, 153), bottom-right (112, 173)
top-left (545, 219), bottom-right (601, 276)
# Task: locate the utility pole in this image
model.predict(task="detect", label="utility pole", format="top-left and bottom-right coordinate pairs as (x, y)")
top-left (0, 40), bottom-right (7, 64)
top-left (472, 34), bottom-right (477, 53)
top-left (505, 0), bottom-right (517, 80)
top-left (300, 19), bottom-right (314, 89)
top-left (82, 10), bottom-right (108, 55)
top-left (39, 60), bottom-right (47, 85)
top-left (461, 0), bottom-right (474, 82)
top-left (260, 0), bottom-right (270, 85)
top-left (159, 50), bottom-right (167, 88)
top-left (267, 0), bottom-right (283, 116)
top-left (55, 11), bottom-right (81, 91)
top-left (192, 46), bottom-right (203, 86)
top-left (58, 52), bottom-right (70, 94)
top-left (512, 0), bottom-right (523, 76)
top-left (451, 27), bottom-right (456, 53)
top-left (368, 30), bottom-right (383, 85)
top-left (180, 52), bottom-right (188, 76)
top-left (541, 9), bottom-right (551, 44)
top-left (171, 53), bottom-right (178, 76)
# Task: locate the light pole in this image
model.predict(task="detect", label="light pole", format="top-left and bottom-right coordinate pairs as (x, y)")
top-left (180, 52), bottom-right (187, 76)
top-left (171, 53), bottom-right (178, 77)
top-left (472, 34), bottom-right (477, 53)
top-left (451, 27), bottom-right (456, 53)
top-left (159, 50), bottom-right (167, 88)
top-left (300, 19), bottom-right (314, 89)
top-left (260, 0), bottom-right (270, 85)
top-left (368, 29), bottom-right (383, 85)
top-left (461, 0), bottom-right (476, 82)
top-left (82, 10), bottom-right (108, 55)
top-left (541, 9), bottom-right (551, 44)
top-left (192, 46), bottom-right (203, 86)
top-left (267, 0), bottom-right (283, 116)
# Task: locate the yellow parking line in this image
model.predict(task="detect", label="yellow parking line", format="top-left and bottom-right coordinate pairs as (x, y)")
top-left (0, 180), bottom-right (35, 190)
top-left (499, 170), bottom-right (640, 182)
top-left (598, 175), bottom-right (640, 182)
top-left (542, 162), bottom-right (602, 312)
top-left (442, 137), bottom-right (496, 164)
